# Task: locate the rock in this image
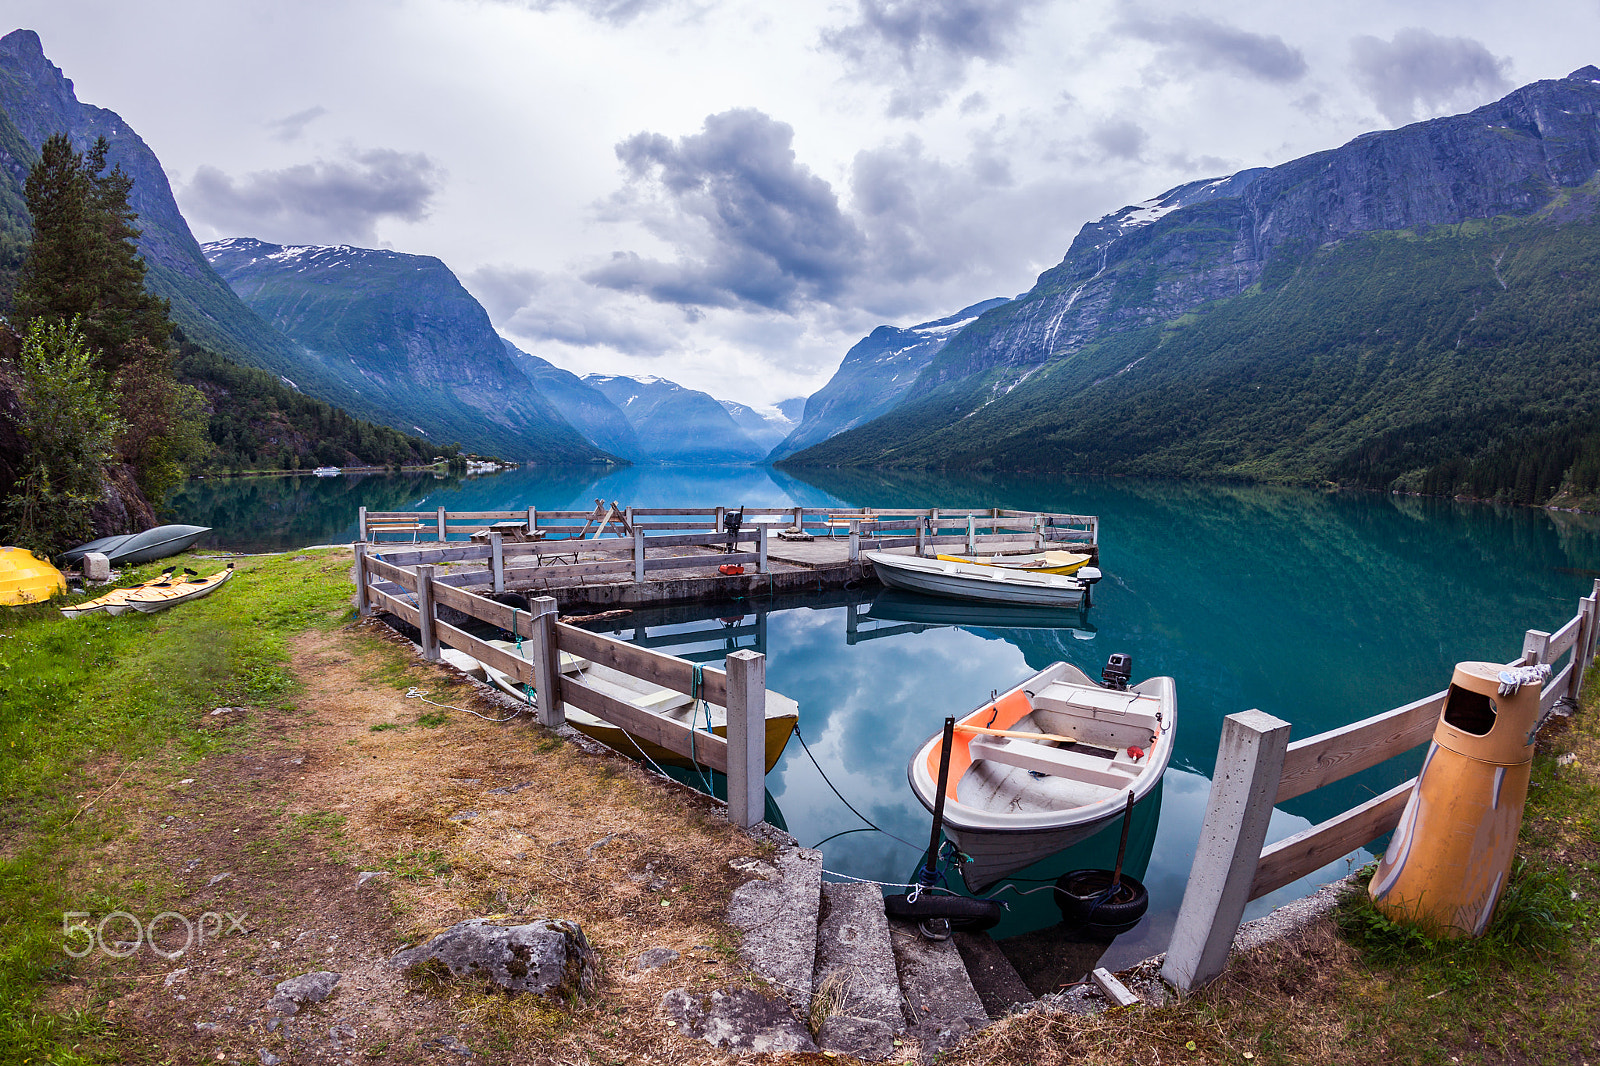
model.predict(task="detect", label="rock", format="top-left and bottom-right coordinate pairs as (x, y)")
top-left (194, 1021), bottom-right (218, 1031)
top-left (328, 1024), bottom-right (356, 1049)
top-left (356, 871), bottom-right (386, 887)
top-left (449, 811), bottom-right (479, 822)
top-left (163, 968), bottom-right (188, 987)
top-left (82, 552), bottom-right (111, 582)
top-left (257, 1050), bottom-right (280, 1066)
top-left (208, 873), bottom-right (231, 886)
top-left (816, 1015), bottom-right (897, 1060)
top-left (389, 917), bottom-right (596, 1000)
top-left (661, 987), bottom-right (817, 1054)
top-left (420, 1033), bottom-right (474, 1057)
top-left (727, 846), bottom-right (822, 1014)
top-left (265, 971), bottom-right (341, 1015)
top-left (636, 948), bottom-right (679, 971)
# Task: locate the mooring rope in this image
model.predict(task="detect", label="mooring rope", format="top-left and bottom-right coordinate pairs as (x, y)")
top-left (791, 723), bottom-right (922, 851)
top-left (404, 687), bottom-right (523, 723)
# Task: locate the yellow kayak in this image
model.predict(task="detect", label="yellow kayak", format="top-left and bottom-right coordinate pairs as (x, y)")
top-left (61, 567), bottom-right (178, 619)
top-left (1, 546), bottom-right (67, 606)
top-left (123, 565), bottom-right (234, 613)
top-left (935, 549), bottom-right (1093, 575)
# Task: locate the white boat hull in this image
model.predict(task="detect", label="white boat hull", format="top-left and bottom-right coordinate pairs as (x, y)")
top-left (867, 551), bottom-right (1093, 607)
top-left (908, 662), bottom-right (1175, 891)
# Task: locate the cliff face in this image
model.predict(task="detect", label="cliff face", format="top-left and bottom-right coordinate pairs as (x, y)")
top-left (205, 239), bottom-right (611, 462)
top-left (767, 298), bottom-right (1009, 461)
top-left (582, 375), bottom-right (767, 463)
top-left (0, 29), bottom-right (308, 373)
top-left (910, 68), bottom-right (1600, 396)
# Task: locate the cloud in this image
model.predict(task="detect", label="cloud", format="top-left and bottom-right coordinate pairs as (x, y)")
top-left (588, 109), bottom-right (864, 312)
top-left (821, 0), bottom-right (1042, 118)
top-left (1090, 118), bottom-right (1148, 161)
top-left (1118, 12), bottom-right (1307, 83)
top-left (265, 106), bottom-right (328, 142)
top-left (466, 264), bottom-right (679, 355)
top-left (1350, 28), bottom-right (1511, 125)
top-left (470, 0), bottom-right (680, 25)
top-left (182, 147), bottom-right (443, 246)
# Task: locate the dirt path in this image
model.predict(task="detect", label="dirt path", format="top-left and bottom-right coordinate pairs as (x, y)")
top-left (80, 620), bottom-right (779, 1065)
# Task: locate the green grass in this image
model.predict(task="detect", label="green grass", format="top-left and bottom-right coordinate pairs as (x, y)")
top-left (0, 550), bottom-right (354, 1064)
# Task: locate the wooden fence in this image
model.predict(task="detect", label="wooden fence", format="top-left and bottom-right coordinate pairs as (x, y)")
top-left (354, 551), bottom-right (771, 828)
top-left (354, 505), bottom-right (1101, 587)
top-left (1162, 579), bottom-right (1600, 992)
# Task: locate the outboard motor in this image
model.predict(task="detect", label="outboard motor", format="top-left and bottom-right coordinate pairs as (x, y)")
top-left (1101, 652), bottom-right (1132, 690)
top-left (723, 508), bottom-right (744, 553)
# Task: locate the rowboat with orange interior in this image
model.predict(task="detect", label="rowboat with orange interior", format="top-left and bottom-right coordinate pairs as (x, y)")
top-left (907, 654), bottom-right (1175, 891)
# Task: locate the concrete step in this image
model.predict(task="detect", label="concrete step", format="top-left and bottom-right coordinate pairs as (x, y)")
top-left (953, 930), bottom-right (1036, 1018)
top-left (726, 847), bottom-right (823, 1014)
top-left (888, 917), bottom-right (991, 1058)
top-left (812, 882), bottom-right (906, 1060)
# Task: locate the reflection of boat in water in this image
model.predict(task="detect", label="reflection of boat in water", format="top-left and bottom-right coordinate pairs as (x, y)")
top-left (860, 590), bottom-right (1096, 635)
top-left (908, 658), bottom-right (1175, 891)
top-left (476, 639), bottom-right (798, 772)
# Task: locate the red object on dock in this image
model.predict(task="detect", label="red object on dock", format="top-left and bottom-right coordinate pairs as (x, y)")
top-left (719, 564), bottom-right (745, 575)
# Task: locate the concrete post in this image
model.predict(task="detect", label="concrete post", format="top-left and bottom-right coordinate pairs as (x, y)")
top-left (354, 541), bottom-right (371, 618)
top-left (82, 552), bottom-right (111, 583)
top-left (758, 523), bottom-right (768, 574)
top-left (416, 564), bottom-right (439, 662)
top-left (725, 649), bottom-right (767, 828)
top-left (436, 506), bottom-right (447, 543)
top-left (528, 505), bottom-right (537, 536)
top-left (491, 532), bottom-right (505, 595)
top-left (1162, 709), bottom-right (1292, 993)
top-left (634, 527), bottom-right (646, 583)
top-left (848, 527), bottom-right (860, 563)
top-left (358, 505), bottom-right (368, 542)
top-left (531, 596), bottom-right (564, 729)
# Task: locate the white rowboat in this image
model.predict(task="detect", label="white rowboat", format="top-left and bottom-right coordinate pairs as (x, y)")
top-left (867, 550), bottom-right (1101, 608)
top-left (907, 660), bottom-right (1175, 891)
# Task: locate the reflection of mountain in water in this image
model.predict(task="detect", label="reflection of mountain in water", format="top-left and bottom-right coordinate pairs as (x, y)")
top-left (169, 473), bottom-right (452, 552)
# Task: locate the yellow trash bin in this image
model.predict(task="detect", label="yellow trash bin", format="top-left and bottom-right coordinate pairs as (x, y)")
top-left (1369, 660), bottom-right (1547, 937)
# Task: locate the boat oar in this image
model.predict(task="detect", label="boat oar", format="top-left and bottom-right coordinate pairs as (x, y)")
top-left (916, 716), bottom-right (957, 895)
top-left (953, 723), bottom-right (1079, 745)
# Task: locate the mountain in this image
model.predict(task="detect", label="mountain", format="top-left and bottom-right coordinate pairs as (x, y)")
top-left (765, 298), bottom-right (1009, 461)
top-left (582, 375), bottom-right (767, 463)
top-left (204, 238), bottom-right (611, 462)
top-left (502, 338), bottom-right (641, 460)
top-left (719, 399), bottom-right (798, 454)
top-left (0, 29), bottom-right (308, 373)
top-left (782, 67), bottom-right (1600, 499)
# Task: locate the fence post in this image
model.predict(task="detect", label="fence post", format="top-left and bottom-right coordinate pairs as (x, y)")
top-left (715, 506), bottom-right (725, 535)
top-left (1522, 629), bottom-right (1552, 666)
top-left (916, 517), bottom-right (927, 557)
top-left (490, 532), bottom-right (505, 594)
top-left (528, 506), bottom-right (537, 536)
top-left (1090, 516), bottom-right (1100, 548)
top-left (358, 506), bottom-right (368, 542)
top-left (354, 541), bottom-right (371, 618)
top-left (966, 516), bottom-right (976, 554)
top-left (849, 526), bottom-right (860, 563)
top-left (436, 506), bottom-right (447, 543)
top-left (1162, 709), bottom-right (1292, 993)
top-left (634, 527), bottom-right (646, 583)
top-left (725, 649), bottom-right (766, 828)
top-left (792, 506), bottom-right (803, 531)
top-left (416, 564), bottom-right (440, 662)
top-left (530, 596), bottom-right (564, 730)
top-left (758, 523), bottom-right (768, 574)
top-left (1573, 595), bottom-right (1596, 702)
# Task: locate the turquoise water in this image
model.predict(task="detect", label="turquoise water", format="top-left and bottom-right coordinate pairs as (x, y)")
top-left (170, 465), bottom-right (1600, 973)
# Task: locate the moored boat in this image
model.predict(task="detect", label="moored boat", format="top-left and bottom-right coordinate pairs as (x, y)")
top-left (58, 524), bottom-right (211, 567)
top-left (124, 565), bottom-right (234, 613)
top-left (60, 567), bottom-right (177, 619)
top-left (907, 655), bottom-right (1175, 891)
top-left (867, 550), bottom-right (1101, 608)
top-left (0, 546), bottom-right (67, 606)
top-left (934, 549), bottom-right (1094, 575)
top-left (475, 639), bottom-right (798, 771)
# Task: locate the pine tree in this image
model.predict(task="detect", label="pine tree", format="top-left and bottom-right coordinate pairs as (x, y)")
top-left (13, 133), bottom-right (170, 367)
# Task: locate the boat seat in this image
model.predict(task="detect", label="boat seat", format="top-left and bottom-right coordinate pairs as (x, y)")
top-left (632, 688), bottom-right (694, 713)
top-left (1034, 683), bottom-right (1162, 727)
top-left (969, 734), bottom-right (1139, 788)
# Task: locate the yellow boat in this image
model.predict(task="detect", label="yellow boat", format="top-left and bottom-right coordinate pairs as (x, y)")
top-left (0, 546), bottom-right (67, 606)
top-left (61, 567), bottom-right (178, 619)
top-left (476, 639), bottom-right (798, 772)
top-left (123, 565), bottom-right (234, 613)
top-left (935, 549), bottom-right (1094, 575)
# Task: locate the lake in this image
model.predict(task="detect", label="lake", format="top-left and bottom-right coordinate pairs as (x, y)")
top-left (170, 465), bottom-right (1600, 974)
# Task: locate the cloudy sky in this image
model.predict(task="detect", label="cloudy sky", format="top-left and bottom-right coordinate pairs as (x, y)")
top-left (10, 0), bottom-right (1597, 407)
